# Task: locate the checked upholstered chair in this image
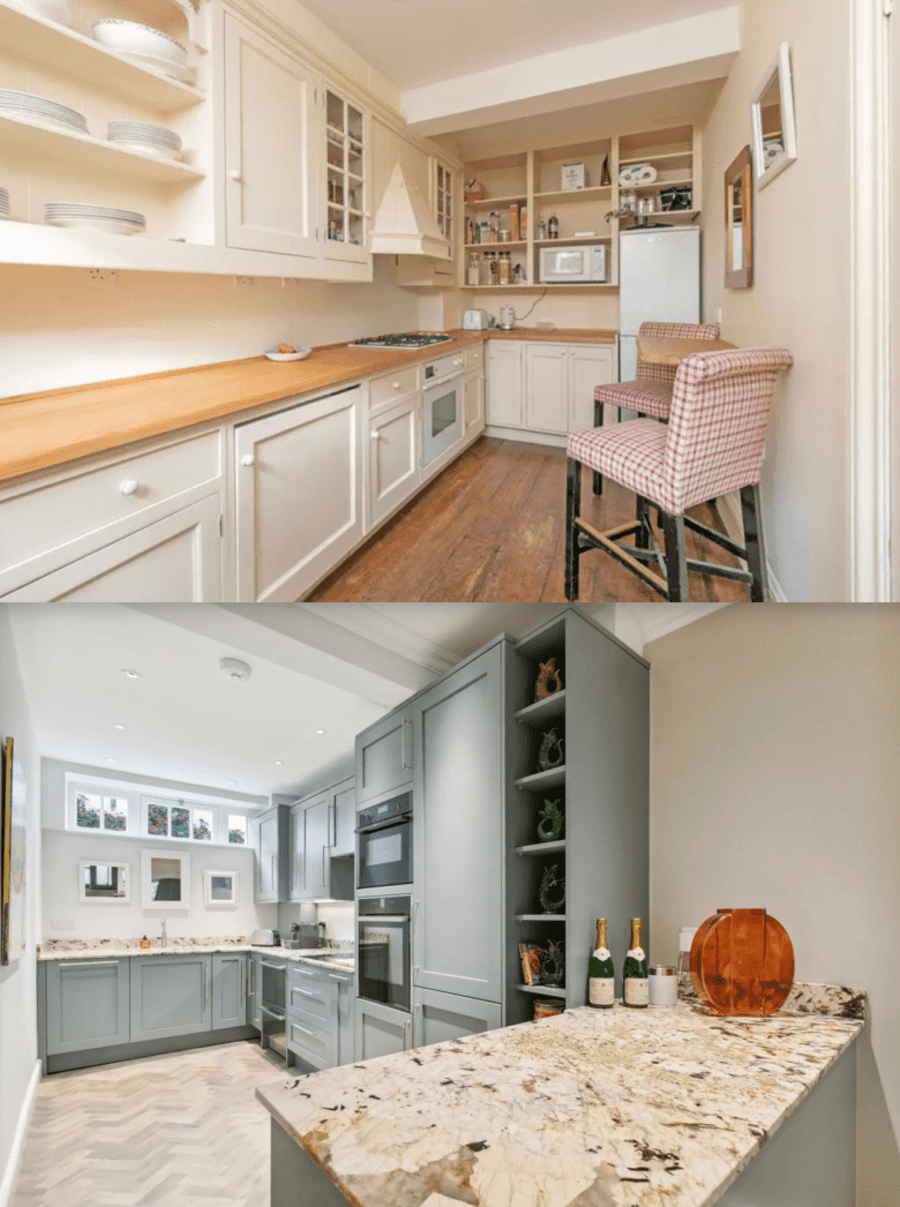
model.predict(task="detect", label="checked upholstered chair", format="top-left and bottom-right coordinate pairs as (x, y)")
top-left (566, 346), bottom-right (793, 602)
top-left (591, 321), bottom-right (720, 496)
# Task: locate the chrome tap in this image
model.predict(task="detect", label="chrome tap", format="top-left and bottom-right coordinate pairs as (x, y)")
top-left (160, 919), bottom-right (167, 948)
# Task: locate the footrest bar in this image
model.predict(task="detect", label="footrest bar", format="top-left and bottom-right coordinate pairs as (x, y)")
top-left (682, 515), bottom-right (747, 559)
top-left (684, 559), bottom-right (754, 583)
top-left (575, 519), bottom-right (669, 597)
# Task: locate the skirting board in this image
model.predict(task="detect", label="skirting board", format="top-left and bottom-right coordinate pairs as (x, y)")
top-left (718, 490), bottom-right (788, 603)
top-left (0, 1059), bottom-right (40, 1207)
top-left (484, 425), bottom-right (567, 448)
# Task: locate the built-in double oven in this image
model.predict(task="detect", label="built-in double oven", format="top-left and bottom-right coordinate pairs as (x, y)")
top-left (356, 792), bottom-right (413, 1012)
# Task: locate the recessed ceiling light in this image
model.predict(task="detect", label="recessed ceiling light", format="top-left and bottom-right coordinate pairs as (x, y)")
top-left (121, 669), bottom-right (141, 679)
top-left (274, 760), bottom-right (284, 766)
top-left (104, 757), bottom-right (116, 763)
top-left (228, 780), bottom-right (237, 785)
top-left (314, 728), bottom-right (326, 735)
top-left (220, 657), bottom-right (252, 681)
top-left (112, 723), bottom-right (127, 730)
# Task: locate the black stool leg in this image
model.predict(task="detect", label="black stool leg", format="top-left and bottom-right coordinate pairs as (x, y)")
top-left (565, 458), bottom-right (582, 601)
top-left (592, 399), bottom-right (605, 496)
top-left (661, 511), bottom-right (688, 601)
top-left (636, 495), bottom-right (650, 550)
top-left (741, 483), bottom-right (770, 602)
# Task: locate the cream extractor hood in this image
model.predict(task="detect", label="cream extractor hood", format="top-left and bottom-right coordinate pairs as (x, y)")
top-left (369, 118), bottom-right (452, 259)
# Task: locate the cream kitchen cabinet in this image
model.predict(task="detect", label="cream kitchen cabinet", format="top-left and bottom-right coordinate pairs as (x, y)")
top-left (525, 343), bottom-right (569, 433)
top-left (487, 341), bottom-right (616, 438)
top-left (568, 344), bottom-right (617, 430)
top-left (464, 368), bottom-right (485, 438)
top-left (367, 392), bottom-right (421, 528)
top-left (234, 385), bottom-right (364, 602)
top-left (323, 87), bottom-right (370, 265)
top-left (224, 13), bottom-right (319, 258)
top-left (486, 340), bottom-right (524, 428)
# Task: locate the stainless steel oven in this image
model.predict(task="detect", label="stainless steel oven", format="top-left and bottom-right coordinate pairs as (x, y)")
top-left (356, 792), bottom-right (412, 889)
top-left (422, 351), bottom-right (464, 467)
top-left (357, 895), bottom-right (411, 1011)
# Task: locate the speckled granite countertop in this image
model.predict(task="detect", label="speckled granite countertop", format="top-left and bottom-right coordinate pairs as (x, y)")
top-left (38, 937), bottom-right (354, 974)
top-left (256, 983), bottom-right (865, 1207)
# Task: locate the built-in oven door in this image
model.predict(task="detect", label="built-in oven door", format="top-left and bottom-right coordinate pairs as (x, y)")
top-left (357, 910), bottom-right (410, 1011)
top-left (422, 376), bottom-right (463, 466)
top-left (357, 816), bottom-right (412, 889)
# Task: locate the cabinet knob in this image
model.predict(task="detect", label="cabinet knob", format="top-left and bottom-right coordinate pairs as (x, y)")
top-left (118, 479), bottom-right (138, 496)
top-left (229, 170), bottom-right (242, 182)
top-left (454, 358), bottom-right (464, 367)
top-left (241, 453), bottom-right (256, 467)
top-left (370, 430), bottom-right (380, 441)
top-left (392, 381), bottom-right (401, 390)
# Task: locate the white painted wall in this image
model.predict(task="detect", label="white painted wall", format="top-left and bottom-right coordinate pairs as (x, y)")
top-left (700, 0), bottom-right (852, 600)
top-left (0, 260), bottom-right (424, 396)
top-left (457, 288), bottom-right (620, 334)
top-left (646, 605), bottom-right (900, 1205)
top-left (41, 829), bottom-right (276, 941)
top-left (0, 612), bottom-right (40, 1207)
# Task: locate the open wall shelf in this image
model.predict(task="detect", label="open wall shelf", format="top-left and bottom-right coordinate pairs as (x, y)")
top-left (514, 690), bottom-right (566, 724)
top-left (516, 984), bottom-right (566, 998)
top-left (515, 840), bottom-right (565, 856)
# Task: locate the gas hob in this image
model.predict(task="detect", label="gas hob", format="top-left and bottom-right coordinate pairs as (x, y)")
top-left (348, 333), bottom-right (453, 349)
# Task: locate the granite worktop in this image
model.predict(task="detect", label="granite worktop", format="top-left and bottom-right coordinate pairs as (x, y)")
top-left (38, 937), bottom-right (355, 974)
top-left (256, 983), bottom-right (865, 1207)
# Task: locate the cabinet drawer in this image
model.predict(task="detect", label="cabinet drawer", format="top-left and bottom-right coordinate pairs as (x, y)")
top-left (287, 1017), bottom-right (331, 1069)
top-left (287, 977), bottom-right (331, 1022)
top-left (463, 345), bottom-right (484, 372)
top-left (369, 366), bottom-right (419, 407)
top-left (0, 430), bottom-right (222, 578)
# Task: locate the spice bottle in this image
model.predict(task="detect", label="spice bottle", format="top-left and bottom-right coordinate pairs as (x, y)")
top-left (548, 214), bottom-right (559, 239)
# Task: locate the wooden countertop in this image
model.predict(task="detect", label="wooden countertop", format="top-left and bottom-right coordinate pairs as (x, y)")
top-left (637, 333), bottom-right (737, 365)
top-left (0, 327), bottom-right (617, 483)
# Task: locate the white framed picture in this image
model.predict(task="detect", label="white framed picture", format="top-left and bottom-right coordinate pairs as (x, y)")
top-left (141, 848), bottom-right (191, 910)
top-left (203, 869), bottom-right (238, 909)
top-left (79, 861), bottom-right (131, 904)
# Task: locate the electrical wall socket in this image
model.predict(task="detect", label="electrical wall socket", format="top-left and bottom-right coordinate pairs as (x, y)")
top-left (233, 275), bottom-right (254, 286)
top-left (88, 269), bottom-right (118, 286)
top-left (715, 306), bottom-right (723, 325)
top-left (52, 918), bottom-right (75, 930)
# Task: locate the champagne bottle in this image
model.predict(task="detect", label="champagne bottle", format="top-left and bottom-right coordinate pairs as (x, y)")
top-left (588, 917), bottom-right (615, 1008)
top-left (623, 917), bottom-right (649, 1008)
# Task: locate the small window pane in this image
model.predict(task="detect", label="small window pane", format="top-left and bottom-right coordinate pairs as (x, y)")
top-left (193, 809), bottom-right (213, 842)
top-left (171, 806), bottom-right (190, 839)
top-left (228, 815), bottom-right (247, 845)
top-left (76, 793), bottom-right (102, 829)
top-left (103, 797), bottom-right (127, 832)
top-left (147, 803), bottom-right (169, 837)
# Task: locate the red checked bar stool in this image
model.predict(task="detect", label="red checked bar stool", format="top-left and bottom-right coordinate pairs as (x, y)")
top-left (591, 321), bottom-right (721, 496)
top-left (565, 346), bottom-right (793, 602)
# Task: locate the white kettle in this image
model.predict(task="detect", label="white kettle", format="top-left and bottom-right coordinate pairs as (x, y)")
top-left (499, 305), bottom-right (516, 330)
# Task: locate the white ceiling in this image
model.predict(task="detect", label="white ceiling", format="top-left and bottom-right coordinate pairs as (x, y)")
top-left (7, 604), bottom-right (725, 803)
top-left (297, 0), bottom-right (737, 90)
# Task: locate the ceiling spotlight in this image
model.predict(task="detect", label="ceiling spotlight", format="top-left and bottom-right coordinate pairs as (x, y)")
top-left (104, 757), bottom-right (116, 763)
top-left (219, 657), bottom-right (252, 682)
top-left (274, 760), bottom-right (284, 766)
top-left (121, 669), bottom-right (141, 679)
top-left (228, 780), bottom-right (237, 786)
top-left (112, 723), bottom-right (127, 730)
top-left (314, 728), bottom-right (326, 735)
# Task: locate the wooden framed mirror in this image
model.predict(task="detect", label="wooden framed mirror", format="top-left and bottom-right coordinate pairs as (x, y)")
top-left (725, 146), bottom-right (753, 289)
top-left (751, 43), bottom-right (798, 189)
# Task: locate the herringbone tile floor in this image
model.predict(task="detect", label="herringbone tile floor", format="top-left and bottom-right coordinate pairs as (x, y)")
top-left (12, 1042), bottom-right (283, 1207)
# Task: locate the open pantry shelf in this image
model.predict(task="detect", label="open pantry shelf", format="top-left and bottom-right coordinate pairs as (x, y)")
top-left (514, 690), bottom-right (566, 724)
top-left (515, 914), bottom-right (565, 922)
top-left (514, 766), bottom-right (566, 790)
top-left (0, 112), bottom-right (204, 184)
top-left (464, 193), bottom-right (526, 210)
top-left (533, 186), bottom-right (611, 204)
top-left (515, 840), bottom-right (565, 856)
top-left (515, 984), bottom-right (566, 998)
top-left (0, 0), bottom-right (205, 111)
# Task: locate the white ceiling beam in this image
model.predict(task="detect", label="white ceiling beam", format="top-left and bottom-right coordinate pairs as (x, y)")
top-left (402, 7), bottom-right (740, 135)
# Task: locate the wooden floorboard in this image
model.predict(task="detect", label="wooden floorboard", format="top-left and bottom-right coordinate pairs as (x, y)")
top-left (308, 436), bottom-right (753, 603)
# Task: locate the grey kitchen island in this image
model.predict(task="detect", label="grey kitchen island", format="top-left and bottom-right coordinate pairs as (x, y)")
top-left (256, 983), bottom-right (865, 1207)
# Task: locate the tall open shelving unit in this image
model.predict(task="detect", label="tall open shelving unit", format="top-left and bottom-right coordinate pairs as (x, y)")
top-left (503, 609), bottom-right (649, 1025)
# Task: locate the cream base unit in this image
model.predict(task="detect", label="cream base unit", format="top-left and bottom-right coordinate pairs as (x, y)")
top-left (464, 368), bottom-right (485, 437)
top-left (487, 341), bottom-right (616, 441)
top-left (367, 392), bottom-right (421, 527)
top-left (234, 385), bottom-right (364, 602)
top-left (224, 13), bottom-right (318, 259)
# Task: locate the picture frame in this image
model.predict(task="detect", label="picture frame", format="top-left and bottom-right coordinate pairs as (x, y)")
top-left (1, 737), bottom-right (26, 966)
top-left (140, 848), bottom-right (191, 910)
top-left (79, 861), bottom-right (132, 904)
top-left (203, 869), bottom-right (239, 909)
top-left (751, 42), bottom-right (798, 189)
top-left (725, 145), bottom-right (753, 289)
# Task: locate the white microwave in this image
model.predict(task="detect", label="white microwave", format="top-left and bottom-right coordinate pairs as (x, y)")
top-left (540, 244), bottom-right (608, 283)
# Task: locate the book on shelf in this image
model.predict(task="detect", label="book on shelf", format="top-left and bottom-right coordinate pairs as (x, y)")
top-left (518, 942), bottom-right (545, 986)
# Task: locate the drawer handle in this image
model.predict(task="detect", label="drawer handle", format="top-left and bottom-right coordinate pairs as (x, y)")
top-left (392, 381), bottom-right (401, 390)
top-left (118, 479), bottom-right (139, 496)
top-left (59, 960), bottom-right (119, 969)
top-left (241, 454), bottom-right (256, 467)
top-left (292, 1022), bottom-right (316, 1038)
top-left (294, 987), bottom-right (317, 998)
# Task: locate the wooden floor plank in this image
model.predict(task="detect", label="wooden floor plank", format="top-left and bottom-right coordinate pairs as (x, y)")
top-left (308, 436), bottom-right (752, 604)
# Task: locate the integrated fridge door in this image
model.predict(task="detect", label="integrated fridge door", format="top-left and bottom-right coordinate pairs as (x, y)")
top-left (618, 227), bottom-right (702, 377)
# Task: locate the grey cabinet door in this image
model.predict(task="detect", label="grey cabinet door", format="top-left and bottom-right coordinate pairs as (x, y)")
top-left (212, 952), bottom-right (247, 1030)
top-left (130, 955), bottom-right (212, 1041)
top-left (256, 804), bottom-right (289, 903)
top-left (249, 954), bottom-right (261, 1031)
top-left (413, 987), bottom-right (502, 1048)
top-left (288, 801), bottom-right (306, 901)
top-left (355, 706), bottom-right (412, 803)
top-left (413, 645), bottom-right (503, 1003)
top-left (333, 974), bottom-right (353, 1066)
top-left (330, 778), bottom-right (356, 857)
top-left (303, 795), bottom-right (330, 899)
top-left (45, 959), bottom-right (130, 1055)
top-left (354, 998), bottom-right (409, 1062)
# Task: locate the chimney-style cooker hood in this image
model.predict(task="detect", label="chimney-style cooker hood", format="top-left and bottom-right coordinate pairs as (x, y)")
top-left (370, 162), bottom-right (452, 260)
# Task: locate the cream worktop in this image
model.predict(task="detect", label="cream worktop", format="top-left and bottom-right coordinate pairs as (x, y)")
top-left (257, 983), bottom-right (864, 1207)
top-left (0, 328), bottom-right (617, 484)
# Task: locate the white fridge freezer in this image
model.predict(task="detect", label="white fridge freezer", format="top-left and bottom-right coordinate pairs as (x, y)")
top-left (618, 226), bottom-right (702, 382)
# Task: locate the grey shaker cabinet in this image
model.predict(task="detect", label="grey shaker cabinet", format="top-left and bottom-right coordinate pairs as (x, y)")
top-left (412, 986), bottom-right (502, 1048)
top-left (354, 997), bottom-right (410, 1062)
top-left (354, 705), bottom-right (413, 804)
top-left (130, 954), bottom-right (212, 1041)
top-left (211, 952), bottom-right (248, 1030)
top-left (255, 803), bottom-right (290, 903)
top-left (45, 958), bottom-right (130, 1055)
top-left (330, 778), bottom-right (356, 857)
top-left (249, 953), bottom-right (262, 1031)
top-left (289, 793), bottom-right (330, 901)
top-left (412, 644), bottom-right (503, 1005)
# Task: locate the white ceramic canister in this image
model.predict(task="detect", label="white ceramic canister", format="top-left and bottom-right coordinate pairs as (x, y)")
top-left (648, 964), bottom-right (678, 1007)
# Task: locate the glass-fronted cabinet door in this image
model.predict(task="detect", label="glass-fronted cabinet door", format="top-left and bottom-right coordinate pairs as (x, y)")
top-left (435, 161), bottom-right (453, 244)
top-left (324, 88), bottom-right (369, 263)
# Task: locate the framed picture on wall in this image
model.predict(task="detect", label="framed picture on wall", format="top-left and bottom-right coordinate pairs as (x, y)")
top-left (141, 848), bottom-right (191, 910)
top-left (1, 737), bottom-right (27, 966)
top-left (203, 870), bottom-right (238, 909)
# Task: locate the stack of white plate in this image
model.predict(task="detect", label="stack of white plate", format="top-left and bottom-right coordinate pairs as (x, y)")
top-left (107, 119), bottom-right (182, 160)
top-left (0, 89), bottom-right (88, 134)
top-left (45, 202), bottom-right (146, 236)
top-left (0, 187), bottom-right (9, 220)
